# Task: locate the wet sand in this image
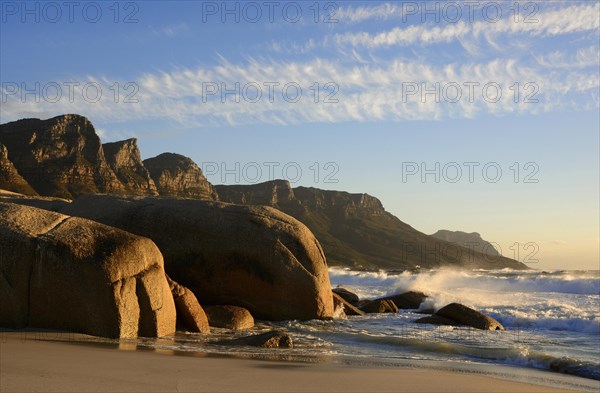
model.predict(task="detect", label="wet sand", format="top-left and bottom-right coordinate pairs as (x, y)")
top-left (0, 332), bottom-right (583, 393)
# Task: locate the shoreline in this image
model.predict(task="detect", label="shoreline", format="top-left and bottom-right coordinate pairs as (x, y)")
top-left (1, 331), bottom-right (594, 393)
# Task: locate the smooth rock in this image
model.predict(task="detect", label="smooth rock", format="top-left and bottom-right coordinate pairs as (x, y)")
top-left (217, 330), bottom-right (293, 348)
top-left (62, 194), bottom-right (334, 321)
top-left (0, 202), bottom-right (176, 338)
top-left (378, 291), bottom-right (427, 309)
top-left (204, 305), bottom-right (254, 330)
top-left (166, 276), bottom-right (210, 333)
top-left (332, 292), bottom-right (365, 316)
top-left (359, 299), bottom-right (398, 314)
top-left (436, 303), bottom-right (505, 330)
top-left (332, 287), bottom-right (360, 305)
top-left (414, 315), bottom-right (462, 326)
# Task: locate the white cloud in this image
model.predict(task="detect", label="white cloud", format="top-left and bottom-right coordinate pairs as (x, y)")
top-left (335, 3), bottom-right (403, 23)
top-left (151, 23), bottom-right (189, 38)
top-left (331, 4), bottom-right (600, 49)
top-left (2, 55), bottom-right (597, 127)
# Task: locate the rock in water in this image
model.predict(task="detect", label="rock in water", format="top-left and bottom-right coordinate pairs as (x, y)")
top-left (0, 143), bottom-right (37, 196)
top-left (435, 303), bottom-right (505, 330)
top-left (103, 139), bottom-right (158, 196)
top-left (332, 287), bottom-right (360, 305)
top-left (414, 315), bottom-right (462, 326)
top-left (0, 202), bottom-right (176, 338)
top-left (204, 305), bottom-right (254, 330)
top-left (167, 275), bottom-right (210, 333)
top-left (143, 153), bottom-right (217, 200)
top-left (62, 194), bottom-right (334, 321)
top-left (359, 299), bottom-right (398, 314)
top-left (217, 331), bottom-right (293, 348)
top-left (378, 291), bottom-right (427, 309)
top-left (332, 292), bottom-right (365, 316)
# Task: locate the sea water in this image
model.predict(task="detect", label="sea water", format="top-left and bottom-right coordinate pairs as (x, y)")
top-left (112, 268), bottom-right (600, 392)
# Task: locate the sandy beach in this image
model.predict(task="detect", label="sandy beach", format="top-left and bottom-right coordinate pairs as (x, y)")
top-left (1, 332), bottom-right (584, 393)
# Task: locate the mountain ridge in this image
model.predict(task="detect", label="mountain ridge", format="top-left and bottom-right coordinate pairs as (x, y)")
top-left (0, 114), bottom-right (528, 271)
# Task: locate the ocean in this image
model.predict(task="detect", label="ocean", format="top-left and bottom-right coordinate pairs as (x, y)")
top-left (90, 268), bottom-right (600, 392)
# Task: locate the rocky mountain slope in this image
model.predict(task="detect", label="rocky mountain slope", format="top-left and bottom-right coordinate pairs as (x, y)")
top-left (143, 153), bottom-right (217, 200)
top-left (0, 115), bottom-right (124, 198)
top-left (216, 181), bottom-right (528, 270)
top-left (102, 139), bottom-right (158, 196)
top-left (0, 143), bottom-right (37, 195)
top-left (431, 230), bottom-right (500, 257)
top-left (0, 114), bottom-right (527, 270)
top-left (0, 115), bottom-right (215, 200)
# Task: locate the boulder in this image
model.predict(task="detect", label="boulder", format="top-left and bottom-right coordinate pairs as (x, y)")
top-left (0, 189), bottom-right (70, 212)
top-left (414, 315), bottom-right (462, 326)
top-left (435, 303), bottom-right (505, 330)
top-left (332, 287), bottom-right (360, 305)
top-left (359, 299), bottom-right (398, 314)
top-left (217, 330), bottom-right (293, 348)
top-left (204, 305), bottom-right (254, 330)
top-left (0, 202), bottom-right (176, 338)
top-left (62, 194), bottom-right (334, 321)
top-left (378, 291), bottom-right (427, 309)
top-left (166, 276), bottom-right (209, 333)
top-left (332, 292), bottom-right (365, 316)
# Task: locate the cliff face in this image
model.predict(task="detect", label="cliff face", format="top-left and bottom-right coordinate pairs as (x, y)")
top-left (103, 139), bottom-right (158, 196)
top-left (143, 153), bottom-right (217, 200)
top-left (431, 230), bottom-right (500, 257)
top-left (0, 115), bottom-right (124, 199)
top-left (0, 116), bottom-right (215, 200)
top-left (216, 181), bottom-right (528, 271)
top-left (0, 143), bottom-right (37, 195)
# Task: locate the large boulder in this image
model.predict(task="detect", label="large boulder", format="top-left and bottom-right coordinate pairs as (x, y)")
top-left (61, 194), bottom-right (334, 321)
top-left (332, 287), bottom-right (360, 305)
top-left (332, 292), bottom-right (365, 316)
top-left (204, 305), bottom-right (254, 330)
top-left (0, 202), bottom-right (176, 338)
top-left (378, 291), bottom-right (427, 309)
top-left (434, 303), bottom-right (504, 330)
top-left (358, 299), bottom-right (398, 314)
top-left (0, 189), bottom-right (71, 211)
top-left (414, 315), bottom-right (462, 326)
top-left (166, 276), bottom-right (210, 333)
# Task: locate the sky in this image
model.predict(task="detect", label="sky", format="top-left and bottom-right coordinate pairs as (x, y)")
top-left (1, 0), bottom-right (599, 270)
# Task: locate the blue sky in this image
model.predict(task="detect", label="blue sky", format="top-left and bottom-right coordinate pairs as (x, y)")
top-left (1, 1), bottom-right (599, 269)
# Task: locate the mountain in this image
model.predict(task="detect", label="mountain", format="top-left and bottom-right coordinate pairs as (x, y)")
top-left (0, 115), bottom-right (125, 199)
top-left (143, 153), bottom-right (217, 200)
top-left (0, 114), bottom-right (528, 270)
top-left (431, 230), bottom-right (500, 257)
top-left (215, 181), bottom-right (528, 270)
top-left (0, 115), bottom-right (215, 200)
top-left (0, 143), bottom-right (37, 196)
top-left (103, 139), bottom-right (158, 196)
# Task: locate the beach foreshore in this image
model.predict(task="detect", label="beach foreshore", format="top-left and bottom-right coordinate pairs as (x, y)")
top-left (1, 331), bottom-right (588, 393)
